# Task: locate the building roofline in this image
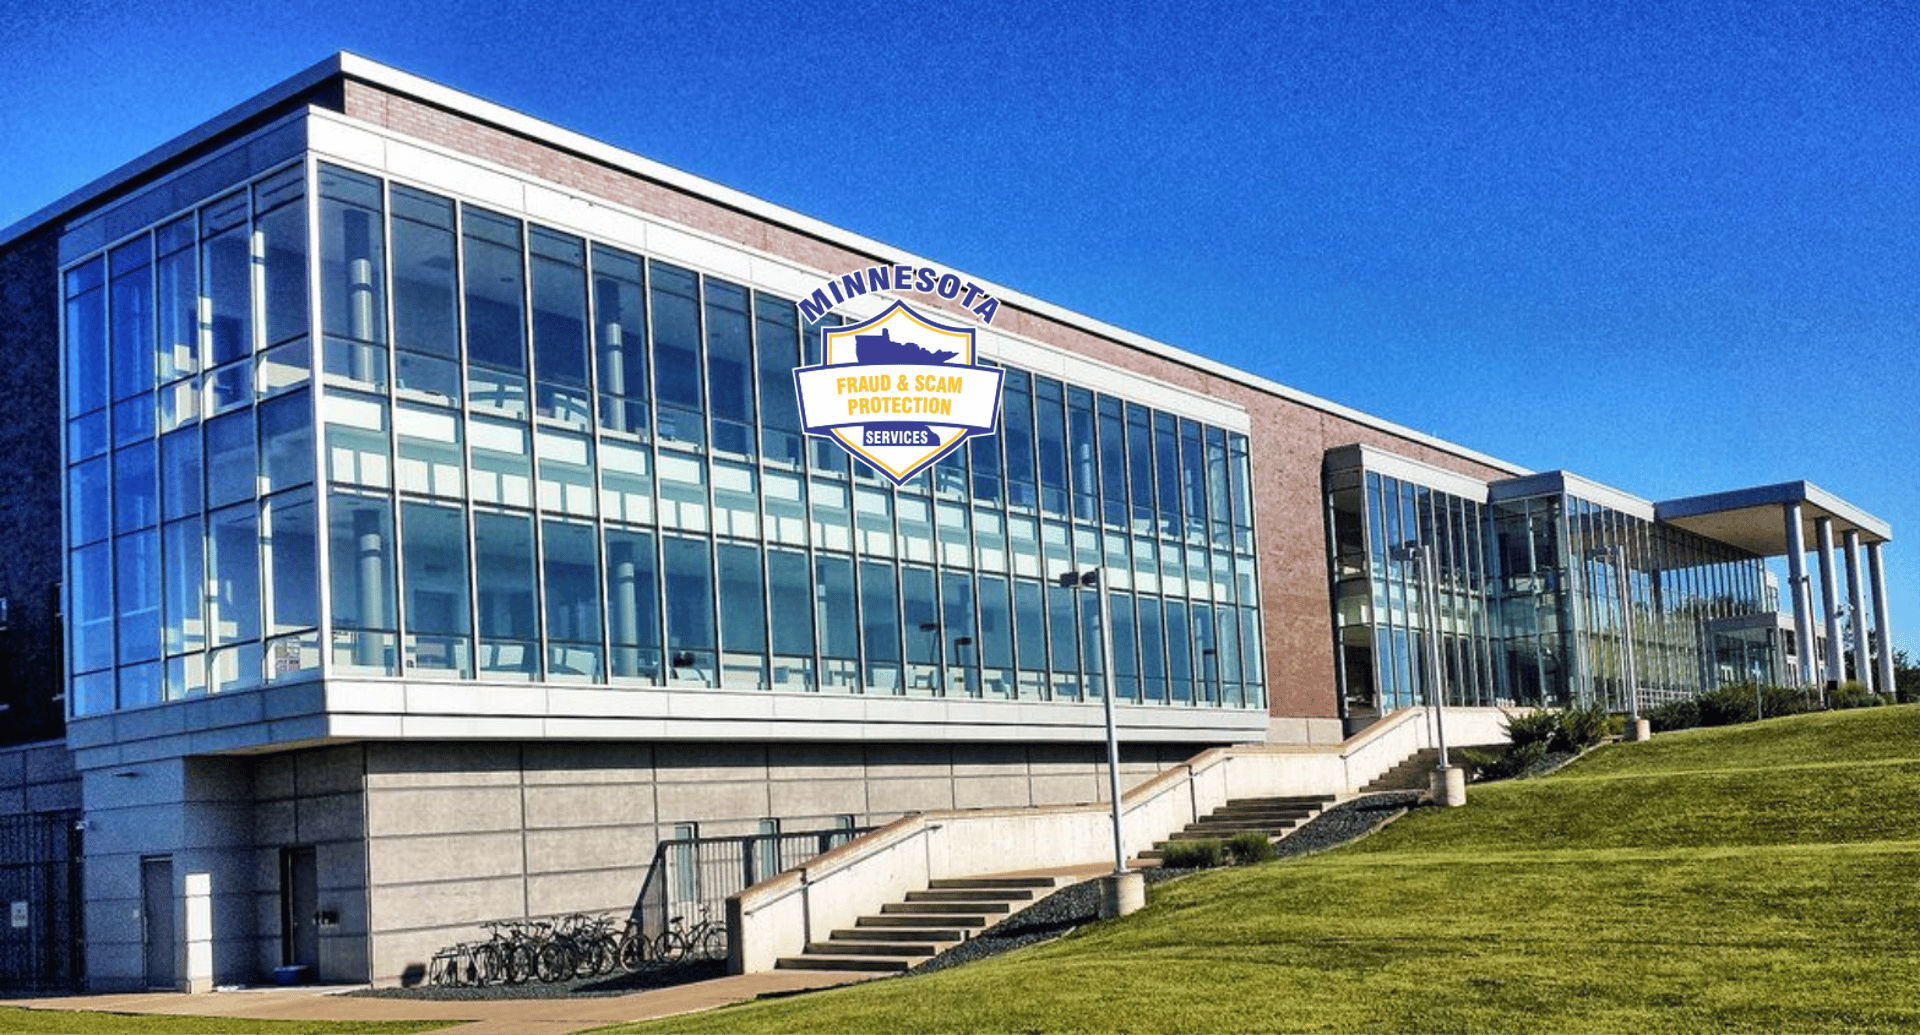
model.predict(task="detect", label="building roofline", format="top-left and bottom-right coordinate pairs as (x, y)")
top-left (4, 51), bottom-right (1529, 476)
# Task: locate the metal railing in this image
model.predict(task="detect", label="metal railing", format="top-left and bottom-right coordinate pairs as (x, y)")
top-left (0, 811), bottom-right (84, 991)
top-left (629, 826), bottom-right (874, 950)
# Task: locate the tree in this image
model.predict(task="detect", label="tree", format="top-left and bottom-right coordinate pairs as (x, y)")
top-left (1896, 650), bottom-right (1919, 704)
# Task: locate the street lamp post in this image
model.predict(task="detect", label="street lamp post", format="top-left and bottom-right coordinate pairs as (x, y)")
top-left (1589, 545), bottom-right (1648, 741)
top-left (1390, 542), bottom-right (1463, 806)
top-left (1060, 569), bottom-right (1142, 917)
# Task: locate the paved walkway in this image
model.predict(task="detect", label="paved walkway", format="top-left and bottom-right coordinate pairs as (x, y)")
top-left (4, 969), bottom-right (878, 1034)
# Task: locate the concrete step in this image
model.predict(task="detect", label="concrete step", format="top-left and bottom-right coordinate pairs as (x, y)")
top-left (905, 888), bottom-right (1037, 903)
top-left (857, 914), bottom-right (990, 929)
top-left (928, 876), bottom-right (1059, 889)
top-left (881, 900), bottom-right (1010, 916)
top-left (1221, 795), bottom-right (1335, 807)
top-left (810, 940), bottom-right (941, 957)
top-left (1186, 812), bottom-right (1313, 827)
top-left (829, 927), bottom-right (964, 942)
top-left (777, 954), bottom-right (915, 972)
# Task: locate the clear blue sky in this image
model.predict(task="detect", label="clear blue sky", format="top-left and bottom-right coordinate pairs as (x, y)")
top-left (2, 0), bottom-right (1914, 656)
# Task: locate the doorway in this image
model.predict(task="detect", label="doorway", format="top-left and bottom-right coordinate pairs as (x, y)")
top-left (280, 846), bottom-right (318, 970)
top-left (139, 856), bottom-right (175, 990)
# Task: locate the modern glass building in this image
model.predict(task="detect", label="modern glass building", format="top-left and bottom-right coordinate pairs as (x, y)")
top-left (0, 54), bottom-right (1896, 992)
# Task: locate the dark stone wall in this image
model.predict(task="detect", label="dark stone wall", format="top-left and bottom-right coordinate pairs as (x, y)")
top-left (0, 226), bottom-right (65, 745)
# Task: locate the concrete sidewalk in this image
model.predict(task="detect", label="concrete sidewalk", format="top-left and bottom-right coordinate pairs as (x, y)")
top-left (4, 969), bottom-right (879, 1034)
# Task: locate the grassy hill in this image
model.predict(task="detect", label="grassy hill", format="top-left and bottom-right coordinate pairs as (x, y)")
top-left (604, 705), bottom-right (1920, 1034)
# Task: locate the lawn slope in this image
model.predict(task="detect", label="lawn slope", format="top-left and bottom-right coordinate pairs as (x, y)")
top-left (605, 705), bottom-right (1919, 1034)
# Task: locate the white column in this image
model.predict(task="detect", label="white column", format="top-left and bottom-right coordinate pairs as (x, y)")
top-left (1868, 541), bottom-right (1896, 697)
top-left (1843, 530), bottom-right (1872, 691)
top-left (1784, 503), bottom-right (1814, 685)
top-left (1816, 517), bottom-right (1842, 686)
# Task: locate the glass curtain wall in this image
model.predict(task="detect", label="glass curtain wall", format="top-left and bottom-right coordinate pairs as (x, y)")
top-left (63, 159), bottom-right (1266, 714)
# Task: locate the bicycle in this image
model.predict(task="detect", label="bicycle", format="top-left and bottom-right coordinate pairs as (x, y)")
top-left (653, 906), bottom-right (726, 963)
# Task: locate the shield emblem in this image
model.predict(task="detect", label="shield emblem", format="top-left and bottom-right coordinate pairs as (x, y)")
top-left (794, 301), bottom-right (1005, 485)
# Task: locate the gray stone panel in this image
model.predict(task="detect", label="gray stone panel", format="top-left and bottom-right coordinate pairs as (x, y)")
top-left (768, 776), bottom-right (867, 818)
top-left (953, 775), bottom-right (1036, 810)
top-left (654, 780), bottom-right (771, 825)
top-left (296, 792), bottom-right (365, 843)
top-left (863, 742), bottom-right (957, 777)
top-left (522, 741), bottom-right (654, 783)
top-left (369, 874), bottom-right (523, 935)
top-left (365, 741), bottom-right (521, 788)
top-left (761, 742), bottom-right (866, 780)
top-left (526, 867), bottom-right (645, 918)
top-left (295, 746), bottom-right (367, 796)
top-left (865, 776), bottom-right (957, 816)
top-left (366, 786), bottom-right (522, 837)
top-left (653, 742), bottom-right (768, 783)
top-left (524, 825), bottom-right (653, 874)
top-left (370, 831), bottom-right (525, 884)
top-left (523, 784), bottom-right (654, 829)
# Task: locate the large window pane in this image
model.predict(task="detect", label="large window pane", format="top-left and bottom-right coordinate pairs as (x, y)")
top-left (114, 442), bottom-right (158, 534)
top-left (606, 527), bottom-right (661, 681)
top-left (717, 542), bottom-right (767, 688)
top-left (259, 390), bottom-right (313, 494)
top-left (156, 221), bottom-right (197, 382)
top-left (255, 167), bottom-right (308, 347)
top-left (65, 259), bottom-right (107, 417)
top-left (977, 574), bottom-right (1014, 698)
top-left (901, 566), bottom-right (939, 695)
top-left (706, 280), bottom-right (754, 455)
top-left (474, 510), bottom-right (538, 680)
top-left (401, 501), bottom-right (472, 677)
top-left (1002, 371), bottom-right (1036, 509)
top-left (162, 517), bottom-right (205, 658)
top-left (651, 261), bottom-right (703, 447)
top-left (1014, 577), bottom-right (1047, 700)
top-left (860, 560), bottom-right (900, 693)
top-left (592, 244), bottom-right (649, 439)
top-left (329, 491), bottom-right (396, 673)
top-left (265, 494), bottom-right (318, 635)
top-left (543, 519), bottom-right (602, 682)
top-left (202, 193), bottom-right (251, 366)
top-left (208, 503), bottom-right (260, 647)
top-left (110, 237), bottom-right (154, 402)
top-left (1034, 376), bottom-right (1068, 517)
top-left (319, 165), bottom-right (387, 345)
top-left (663, 536), bottom-right (714, 685)
top-left (464, 207), bottom-right (527, 417)
top-left (71, 541), bottom-right (114, 677)
top-left (115, 529), bottom-right (160, 665)
top-left (531, 227), bottom-right (590, 426)
top-left (205, 409), bottom-right (256, 507)
top-left (816, 555), bottom-right (857, 691)
top-left (754, 294), bottom-right (803, 465)
top-left (766, 549), bottom-right (814, 690)
top-left (941, 568), bottom-right (977, 698)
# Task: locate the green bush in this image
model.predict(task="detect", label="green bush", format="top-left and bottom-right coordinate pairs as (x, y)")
top-left (1159, 839), bottom-right (1224, 869)
top-left (1554, 703), bottom-right (1611, 752)
top-left (1226, 831), bottom-right (1277, 865)
top-left (1830, 681), bottom-right (1884, 710)
top-left (1502, 708), bottom-right (1562, 750)
top-left (1646, 698), bottom-right (1699, 732)
top-left (1454, 740), bottom-right (1547, 782)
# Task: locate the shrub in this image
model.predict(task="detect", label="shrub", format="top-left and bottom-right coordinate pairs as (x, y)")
top-left (1554, 703), bottom-right (1611, 752)
top-left (1830, 681), bottom-right (1884, 710)
top-left (1502, 708), bottom-right (1561, 750)
top-left (1758, 683), bottom-right (1815, 718)
top-left (1225, 831), bottom-right (1276, 865)
top-left (1646, 698), bottom-right (1699, 732)
top-left (1454, 740), bottom-right (1546, 782)
top-left (1159, 839), bottom-right (1224, 869)
top-left (1696, 683), bottom-right (1760, 726)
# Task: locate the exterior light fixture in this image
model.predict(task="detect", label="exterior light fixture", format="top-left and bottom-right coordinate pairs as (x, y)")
top-left (1388, 541), bottom-right (1463, 806)
top-left (1058, 569), bottom-right (1141, 916)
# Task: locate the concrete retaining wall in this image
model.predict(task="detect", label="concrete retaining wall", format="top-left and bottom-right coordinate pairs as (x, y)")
top-left (730, 706), bottom-right (1517, 972)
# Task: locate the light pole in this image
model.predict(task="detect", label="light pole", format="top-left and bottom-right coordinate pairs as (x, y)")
top-left (1390, 542), bottom-right (1462, 806)
top-left (1589, 544), bottom-right (1648, 741)
top-left (1059, 569), bottom-right (1141, 916)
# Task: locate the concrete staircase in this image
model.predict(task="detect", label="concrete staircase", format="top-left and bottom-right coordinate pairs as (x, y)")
top-left (1135, 793), bottom-right (1336, 863)
top-left (1360, 747), bottom-right (1442, 793)
top-left (774, 875), bottom-right (1066, 972)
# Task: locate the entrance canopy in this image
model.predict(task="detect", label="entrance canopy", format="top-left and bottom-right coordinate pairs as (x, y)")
top-left (1656, 481), bottom-right (1891, 556)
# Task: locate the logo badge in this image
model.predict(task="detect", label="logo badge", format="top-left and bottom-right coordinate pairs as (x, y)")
top-left (794, 301), bottom-right (1005, 484)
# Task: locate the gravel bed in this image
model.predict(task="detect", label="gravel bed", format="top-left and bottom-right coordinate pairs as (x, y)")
top-left (909, 791), bottom-right (1425, 976)
top-left (343, 958), bottom-right (726, 1000)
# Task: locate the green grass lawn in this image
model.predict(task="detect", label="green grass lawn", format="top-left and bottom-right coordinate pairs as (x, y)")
top-left (602, 705), bottom-right (1920, 1034)
top-left (0, 1006), bottom-right (444, 1034)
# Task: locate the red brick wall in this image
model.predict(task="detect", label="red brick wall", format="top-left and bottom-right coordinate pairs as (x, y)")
top-left (331, 81), bottom-right (1515, 721)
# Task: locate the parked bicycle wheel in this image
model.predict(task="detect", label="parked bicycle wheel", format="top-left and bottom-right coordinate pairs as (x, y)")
top-left (619, 929), bottom-right (651, 972)
top-left (503, 941), bottom-right (534, 985)
top-left (537, 940), bottom-right (573, 983)
top-left (653, 929), bottom-right (688, 964)
top-left (697, 926), bottom-right (726, 961)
